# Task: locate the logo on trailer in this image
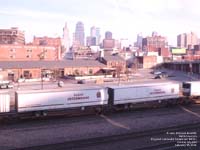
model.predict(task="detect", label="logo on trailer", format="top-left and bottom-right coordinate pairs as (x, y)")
top-left (96, 91), bottom-right (101, 98)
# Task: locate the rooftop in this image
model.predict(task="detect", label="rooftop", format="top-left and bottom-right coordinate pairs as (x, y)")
top-left (0, 60), bottom-right (106, 69)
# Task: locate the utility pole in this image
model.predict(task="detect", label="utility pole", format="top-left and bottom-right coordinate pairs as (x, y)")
top-left (41, 68), bottom-right (43, 90)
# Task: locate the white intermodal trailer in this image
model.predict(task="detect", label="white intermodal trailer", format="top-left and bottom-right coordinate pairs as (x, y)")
top-left (108, 82), bottom-right (180, 107)
top-left (182, 81), bottom-right (200, 97)
top-left (0, 91), bottom-right (10, 113)
top-left (16, 86), bottom-right (108, 115)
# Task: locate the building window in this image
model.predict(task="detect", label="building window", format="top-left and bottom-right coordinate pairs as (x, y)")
top-left (23, 70), bottom-right (31, 79)
top-left (39, 40), bottom-right (47, 45)
top-left (26, 55), bottom-right (31, 58)
top-left (27, 49), bottom-right (32, 52)
top-left (42, 49), bottom-right (47, 52)
top-left (10, 55), bottom-right (15, 59)
top-left (10, 48), bottom-right (16, 52)
top-left (89, 69), bottom-right (93, 75)
top-left (74, 69), bottom-right (79, 75)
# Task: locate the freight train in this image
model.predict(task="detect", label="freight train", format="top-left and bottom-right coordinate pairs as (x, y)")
top-left (0, 81), bottom-right (199, 120)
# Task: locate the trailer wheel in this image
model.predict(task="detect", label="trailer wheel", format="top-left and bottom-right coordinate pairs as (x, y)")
top-left (42, 111), bottom-right (48, 116)
top-left (34, 112), bottom-right (41, 117)
top-left (124, 104), bottom-right (128, 110)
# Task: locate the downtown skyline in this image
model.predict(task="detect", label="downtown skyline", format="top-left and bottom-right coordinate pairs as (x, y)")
top-left (1, 0), bottom-right (200, 45)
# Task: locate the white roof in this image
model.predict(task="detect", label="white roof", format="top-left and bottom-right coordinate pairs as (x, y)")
top-left (16, 85), bottom-right (106, 94)
top-left (108, 82), bottom-right (178, 89)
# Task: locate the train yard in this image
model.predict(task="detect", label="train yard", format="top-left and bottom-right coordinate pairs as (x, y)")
top-left (8, 122), bottom-right (200, 150)
top-left (0, 104), bottom-right (200, 150)
top-left (0, 68), bottom-right (200, 150)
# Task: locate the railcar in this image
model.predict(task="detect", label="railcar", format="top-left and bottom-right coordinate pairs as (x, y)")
top-left (182, 81), bottom-right (200, 97)
top-left (0, 91), bottom-right (10, 113)
top-left (108, 82), bottom-right (181, 110)
top-left (15, 86), bottom-right (108, 117)
top-left (0, 81), bottom-right (197, 120)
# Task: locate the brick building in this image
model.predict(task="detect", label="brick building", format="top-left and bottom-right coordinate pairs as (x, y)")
top-left (0, 27), bottom-right (25, 44)
top-left (142, 35), bottom-right (170, 57)
top-left (177, 32), bottom-right (198, 49)
top-left (33, 36), bottom-right (61, 47)
top-left (98, 51), bottom-right (126, 73)
top-left (136, 56), bottom-right (157, 69)
top-left (103, 31), bottom-right (115, 50)
top-left (0, 44), bottom-right (61, 61)
top-left (33, 36), bottom-right (63, 57)
top-left (103, 39), bottom-right (115, 50)
top-left (0, 60), bottom-right (106, 81)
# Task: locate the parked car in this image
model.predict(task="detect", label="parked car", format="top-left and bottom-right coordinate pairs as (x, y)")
top-left (58, 81), bottom-right (64, 87)
top-left (154, 75), bottom-right (162, 79)
top-left (160, 72), bottom-right (168, 78)
top-left (150, 71), bottom-right (162, 75)
top-left (0, 81), bottom-right (14, 89)
top-left (77, 80), bottom-right (86, 84)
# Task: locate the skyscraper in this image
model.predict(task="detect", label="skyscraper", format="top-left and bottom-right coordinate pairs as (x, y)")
top-left (62, 22), bottom-right (70, 52)
top-left (105, 31), bottom-right (112, 39)
top-left (90, 26), bottom-right (96, 37)
top-left (89, 26), bottom-right (101, 45)
top-left (137, 33), bottom-right (143, 49)
top-left (152, 31), bottom-right (158, 37)
top-left (186, 32), bottom-right (198, 49)
top-left (95, 28), bottom-right (101, 45)
top-left (177, 32), bottom-right (198, 49)
top-left (103, 31), bottom-right (114, 49)
top-left (177, 33), bottom-right (186, 48)
top-left (75, 21), bottom-right (85, 46)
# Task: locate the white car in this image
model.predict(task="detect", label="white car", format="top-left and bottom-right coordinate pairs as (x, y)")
top-left (0, 83), bottom-right (14, 89)
top-left (153, 71), bottom-right (162, 75)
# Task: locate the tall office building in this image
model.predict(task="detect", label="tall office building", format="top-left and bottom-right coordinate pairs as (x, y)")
top-left (186, 32), bottom-right (198, 49)
top-left (152, 31), bottom-right (158, 37)
top-left (103, 31), bottom-right (114, 49)
top-left (90, 26), bottom-right (96, 37)
top-left (177, 32), bottom-right (198, 49)
top-left (105, 31), bottom-right (112, 39)
top-left (136, 33), bottom-right (143, 49)
top-left (75, 21), bottom-right (85, 46)
top-left (89, 26), bottom-right (101, 46)
top-left (142, 34), bottom-right (169, 57)
top-left (62, 22), bottom-right (70, 52)
top-left (95, 27), bottom-right (101, 45)
top-left (177, 33), bottom-right (186, 48)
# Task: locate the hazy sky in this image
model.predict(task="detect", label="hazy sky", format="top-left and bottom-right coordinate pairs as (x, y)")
top-left (1, 0), bottom-right (200, 45)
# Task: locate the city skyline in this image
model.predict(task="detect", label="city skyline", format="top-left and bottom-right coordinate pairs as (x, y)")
top-left (1, 0), bottom-right (200, 45)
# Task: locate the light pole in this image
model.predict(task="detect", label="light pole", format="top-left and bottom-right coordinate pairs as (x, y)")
top-left (41, 68), bottom-right (44, 90)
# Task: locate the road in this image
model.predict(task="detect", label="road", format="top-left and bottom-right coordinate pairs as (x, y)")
top-left (2, 68), bottom-right (199, 91)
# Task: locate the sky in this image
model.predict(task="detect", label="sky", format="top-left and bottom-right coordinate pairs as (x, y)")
top-left (1, 0), bottom-right (200, 46)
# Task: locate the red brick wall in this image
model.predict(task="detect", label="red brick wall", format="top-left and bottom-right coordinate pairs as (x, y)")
top-left (0, 44), bottom-right (60, 61)
top-left (103, 39), bottom-right (115, 49)
top-left (33, 37), bottom-right (61, 47)
top-left (64, 67), bottom-right (102, 76)
top-left (143, 56), bottom-right (157, 68)
top-left (106, 60), bottom-right (126, 72)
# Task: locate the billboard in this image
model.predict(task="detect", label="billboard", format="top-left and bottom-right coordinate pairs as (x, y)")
top-left (171, 48), bottom-right (186, 55)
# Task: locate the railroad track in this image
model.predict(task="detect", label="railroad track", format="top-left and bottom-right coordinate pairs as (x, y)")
top-left (12, 122), bottom-right (200, 150)
top-left (1, 104), bottom-right (200, 129)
